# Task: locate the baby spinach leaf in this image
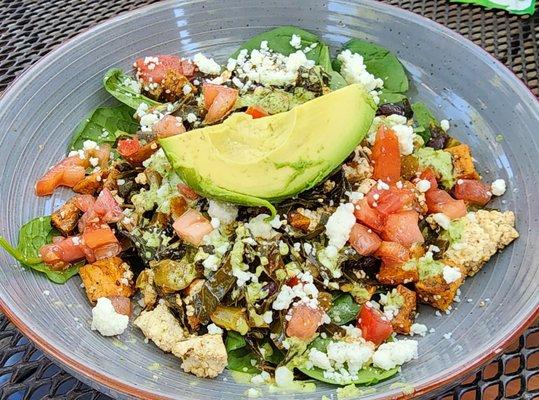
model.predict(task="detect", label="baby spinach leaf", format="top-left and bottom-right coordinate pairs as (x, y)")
top-left (226, 346), bottom-right (261, 374)
top-left (327, 292), bottom-right (360, 325)
top-left (379, 90), bottom-right (407, 105)
top-left (229, 26), bottom-right (331, 71)
top-left (0, 216), bottom-right (80, 284)
top-left (226, 331), bottom-right (248, 352)
top-left (328, 71), bottom-right (348, 91)
top-left (298, 364), bottom-right (399, 386)
top-left (103, 68), bottom-right (161, 110)
top-left (411, 102), bottom-right (439, 141)
top-left (68, 104), bottom-right (139, 151)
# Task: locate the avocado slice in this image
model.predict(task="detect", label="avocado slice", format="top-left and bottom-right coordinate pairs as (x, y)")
top-left (159, 84), bottom-right (376, 215)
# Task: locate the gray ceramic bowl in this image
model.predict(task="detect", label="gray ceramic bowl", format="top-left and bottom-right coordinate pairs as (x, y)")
top-left (0, 0), bottom-right (537, 399)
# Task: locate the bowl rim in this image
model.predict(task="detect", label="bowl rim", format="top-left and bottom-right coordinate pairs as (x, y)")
top-left (0, 0), bottom-right (538, 399)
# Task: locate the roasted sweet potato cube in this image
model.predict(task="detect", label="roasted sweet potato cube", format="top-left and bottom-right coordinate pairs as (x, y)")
top-left (392, 285), bottom-right (417, 334)
top-left (72, 171), bottom-right (106, 195)
top-left (288, 211), bottom-right (311, 232)
top-left (103, 167), bottom-right (121, 191)
top-left (79, 257), bottom-right (133, 303)
top-left (446, 144), bottom-right (480, 180)
top-left (415, 267), bottom-right (464, 311)
top-left (377, 262), bottom-right (419, 286)
top-left (51, 198), bottom-right (81, 236)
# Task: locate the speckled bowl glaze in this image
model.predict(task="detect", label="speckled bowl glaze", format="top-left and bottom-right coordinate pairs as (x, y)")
top-left (0, 0), bottom-right (537, 399)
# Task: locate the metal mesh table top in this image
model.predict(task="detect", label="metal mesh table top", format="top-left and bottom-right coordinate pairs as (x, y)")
top-left (0, 0), bottom-right (537, 399)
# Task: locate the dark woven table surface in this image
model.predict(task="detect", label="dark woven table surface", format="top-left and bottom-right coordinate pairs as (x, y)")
top-left (0, 0), bottom-right (537, 399)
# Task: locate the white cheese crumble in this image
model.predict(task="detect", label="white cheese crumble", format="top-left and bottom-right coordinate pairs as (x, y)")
top-left (337, 49), bottom-right (384, 104)
top-left (262, 310), bottom-right (273, 324)
top-left (186, 113), bottom-right (198, 123)
top-left (289, 34), bottom-right (302, 49)
top-left (229, 45), bottom-right (315, 88)
top-left (90, 297), bottom-right (129, 337)
top-left (442, 265), bottom-right (462, 284)
top-left (246, 214), bottom-right (278, 239)
top-left (275, 366), bottom-right (295, 387)
top-left (207, 323), bottom-right (223, 335)
top-left (440, 119), bottom-right (450, 132)
top-left (193, 53), bottom-right (221, 75)
top-left (432, 213), bottom-right (451, 230)
top-left (325, 203), bottom-right (356, 249)
top-left (371, 339), bottom-right (418, 370)
top-left (207, 200), bottom-right (238, 225)
top-left (416, 179), bottom-right (431, 193)
top-left (250, 370), bottom-right (271, 385)
top-left (367, 114), bottom-right (415, 155)
top-left (82, 140), bottom-right (99, 151)
top-left (272, 271), bottom-right (318, 310)
top-left (410, 323), bottom-right (428, 337)
top-left (491, 179), bottom-right (506, 196)
top-left (246, 388), bottom-right (261, 398)
top-left (202, 254), bottom-right (220, 273)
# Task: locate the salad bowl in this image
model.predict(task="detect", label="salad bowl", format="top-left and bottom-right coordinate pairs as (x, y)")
top-left (0, 0), bottom-right (537, 399)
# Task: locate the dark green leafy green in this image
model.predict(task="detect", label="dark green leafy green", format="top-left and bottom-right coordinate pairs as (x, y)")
top-left (379, 90), bottom-right (407, 105)
top-left (226, 331), bottom-right (247, 352)
top-left (327, 292), bottom-right (360, 325)
top-left (0, 216), bottom-right (80, 284)
top-left (328, 71), bottom-right (348, 91)
top-left (230, 26), bottom-right (331, 71)
top-left (192, 259), bottom-right (236, 324)
top-left (103, 68), bottom-right (161, 110)
top-left (298, 364), bottom-right (399, 386)
top-left (68, 104), bottom-right (139, 151)
top-left (411, 102), bottom-right (438, 141)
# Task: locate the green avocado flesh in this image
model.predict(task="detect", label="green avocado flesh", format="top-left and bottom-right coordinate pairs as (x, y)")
top-left (160, 84), bottom-right (376, 213)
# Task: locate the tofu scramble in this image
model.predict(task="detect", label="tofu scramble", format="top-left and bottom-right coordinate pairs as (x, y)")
top-left (0, 26), bottom-right (518, 391)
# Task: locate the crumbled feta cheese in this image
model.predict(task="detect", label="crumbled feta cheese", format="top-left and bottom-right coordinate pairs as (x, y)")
top-left (325, 203), bottom-right (356, 249)
top-left (193, 53), bottom-right (221, 75)
top-left (43, 290), bottom-right (50, 296)
top-left (410, 323), bottom-right (428, 337)
top-left (250, 371), bottom-right (270, 385)
top-left (433, 213), bottom-right (451, 230)
top-left (135, 102), bottom-right (149, 118)
top-left (262, 310), bottom-right (273, 324)
top-left (208, 200), bottom-right (238, 225)
top-left (442, 265), bottom-right (462, 284)
top-left (308, 348), bottom-right (332, 370)
top-left (289, 34), bottom-right (302, 49)
top-left (246, 214), bottom-right (277, 239)
top-left (275, 366), bottom-right (294, 387)
top-left (337, 49), bottom-right (384, 103)
top-left (272, 271), bottom-right (318, 310)
top-left (491, 179), bottom-right (506, 196)
top-left (440, 119), bottom-right (450, 131)
top-left (186, 113), bottom-right (198, 123)
top-left (82, 140), bottom-right (99, 151)
top-left (182, 84), bottom-right (192, 95)
top-left (368, 114), bottom-right (415, 155)
top-left (326, 340), bottom-right (374, 375)
top-left (443, 332), bottom-right (453, 340)
top-left (345, 191), bottom-right (364, 201)
top-left (202, 254), bottom-right (220, 273)
top-left (207, 323), bottom-right (223, 335)
top-left (89, 157), bottom-right (99, 167)
top-left (91, 297), bottom-right (129, 336)
top-left (372, 339), bottom-right (418, 370)
top-left (246, 388), bottom-right (261, 398)
top-left (416, 179), bottom-right (431, 193)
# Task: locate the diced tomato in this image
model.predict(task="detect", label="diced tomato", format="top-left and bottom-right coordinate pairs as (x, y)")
top-left (93, 188), bottom-right (123, 223)
top-left (349, 223), bottom-right (382, 256)
top-left (353, 198), bottom-right (385, 232)
top-left (245, 105), bottom-right (268, 119)
top-left (40, 236), bottom-right (86, 269)
top-left (382, 211), bottom-right (424, 247)
top-left (134, 55), bottom-right (196, 85)
top-left (286, 276), bottom-right (300, 287)
top-left (286, 304), bottom-right (324, 340)
top-left (425, 188), bottom-right (467, 219)
top-left (74, 194), bottom-right (95, 212)
top-left (202, 84), bottom-right (238, 124)
top-left (107, 296), bottom-right (132, 316)
top-left (367, 187), bottom-right (416, 216)
top-left (419, 167), bottom-right (438, 190)
top-left (173, 209), bottom-right (213, 246)
top-left (371, 126), bottom-right (401, 184)
top-left (117, 138), bottom-right (158, 165)
top-left (178, 183), bottom-right (199, 200)
top-left (453, 179), bottom-right (492, 206)
top-left (35, 156), bottom-right (87, 196)
top-left (82, 226), bottom-right (121, 261)
top-left (374, 241), bottom-right (410, 265)
top-left (152, 115), bottom-right (186, 138)
top-left (357, 303), bottom-right (393, 346)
